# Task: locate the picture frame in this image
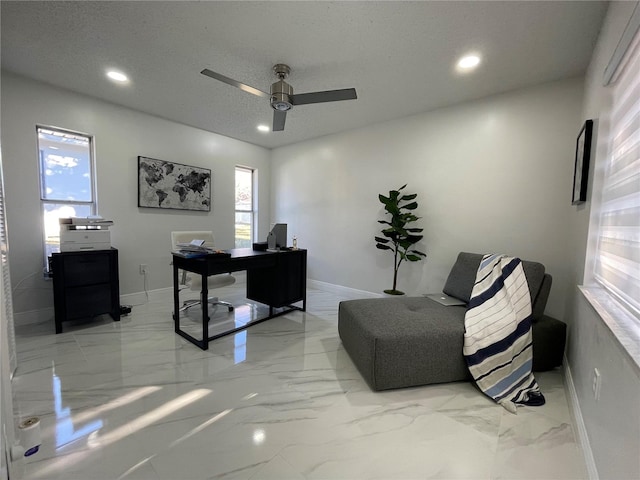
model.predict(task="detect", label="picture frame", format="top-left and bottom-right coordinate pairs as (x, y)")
top-left (138, 156), bottom-right (211, 211)
top-left (572, 119), bottom-right (593, 205)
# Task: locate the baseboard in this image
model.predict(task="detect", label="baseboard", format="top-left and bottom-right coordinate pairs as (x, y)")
top-left (13, 307), bottom-right (54, 326)
top-left (563, 357), bottom-right (599, 480)
top-left (307, 279), bottom-right (382, 298)
top-left (14, 287), bottom-right (176, 325)
top-left (120, 286), bottom-right (172, 306)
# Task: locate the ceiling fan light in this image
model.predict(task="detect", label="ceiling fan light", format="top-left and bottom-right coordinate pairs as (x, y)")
top-left (272, 100), bottom-right (292, 111)
top-left (270, 80), bottom-right (293, 111)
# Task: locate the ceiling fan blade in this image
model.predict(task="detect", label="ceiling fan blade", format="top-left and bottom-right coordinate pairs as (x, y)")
top-left (273, 110), bottom-right (287, 131)
top-left (290, 88), bottom-right (357, 106)
top-left (200, 68), bottom-right (269, 98)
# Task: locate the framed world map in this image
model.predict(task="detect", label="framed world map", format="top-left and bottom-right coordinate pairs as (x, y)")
top-left (138, 156), bottom-right (211, 211)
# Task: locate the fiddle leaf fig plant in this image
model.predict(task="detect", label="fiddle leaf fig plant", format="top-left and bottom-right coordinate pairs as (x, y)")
top-left (375, 184), bottom-right (426, 295)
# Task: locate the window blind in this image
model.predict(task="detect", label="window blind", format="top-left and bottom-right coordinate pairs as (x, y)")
top-left (0, 152), bottom-right (18, 374)
top-left (594, 30), bottom-right (640, 317)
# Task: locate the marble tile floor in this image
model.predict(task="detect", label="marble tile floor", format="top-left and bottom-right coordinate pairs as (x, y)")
top-left (12, 282), bottom-right (588, 479)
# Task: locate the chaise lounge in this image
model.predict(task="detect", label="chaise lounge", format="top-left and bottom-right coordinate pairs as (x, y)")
top-left (338, 252), bottom-right (566, 391)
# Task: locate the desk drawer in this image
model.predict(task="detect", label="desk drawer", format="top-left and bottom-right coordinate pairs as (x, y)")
top-left (64, 284), bottom-right (112, 319)
top-left (64, 254), bottom-right (111, 286)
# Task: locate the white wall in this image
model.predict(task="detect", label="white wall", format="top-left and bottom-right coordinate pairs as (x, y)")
top-left (271, 78), bottom-right (583, 320)
top-left (566, 2), bottom-right (640, 479)
top-left (0, 72), bottom-right (271, 320)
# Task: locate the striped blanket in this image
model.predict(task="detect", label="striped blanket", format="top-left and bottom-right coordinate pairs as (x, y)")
top-left (463, 254), bottom-right (545, 413)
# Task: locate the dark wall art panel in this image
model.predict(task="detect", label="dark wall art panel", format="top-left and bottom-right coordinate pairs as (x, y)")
top-left (138, 156), bottom-right (211, 211)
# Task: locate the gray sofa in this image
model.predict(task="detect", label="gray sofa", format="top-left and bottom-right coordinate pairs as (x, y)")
top-left (338, 252), bottom-right (566, 391)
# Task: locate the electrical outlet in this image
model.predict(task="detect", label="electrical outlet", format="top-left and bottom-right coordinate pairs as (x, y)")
top-left (139, 264), bottom-right (147, 275)
top-left (592, 368), bottom-right (602, 401)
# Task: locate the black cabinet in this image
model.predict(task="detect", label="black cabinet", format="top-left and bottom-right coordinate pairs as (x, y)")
top-left (51, 248), bottom-right (120, 333)
top-left (246, 249), bottom-right (307, 308)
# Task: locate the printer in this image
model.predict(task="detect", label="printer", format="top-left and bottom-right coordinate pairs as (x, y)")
top-left (60, 217), bottom-right (113, 252)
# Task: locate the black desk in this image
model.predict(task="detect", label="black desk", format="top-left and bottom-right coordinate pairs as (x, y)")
top-left (172, 248), bottom-right (307, 350)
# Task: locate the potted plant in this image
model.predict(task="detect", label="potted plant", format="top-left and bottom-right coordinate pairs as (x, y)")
top-left (375, 184), bottom-right (426, 295)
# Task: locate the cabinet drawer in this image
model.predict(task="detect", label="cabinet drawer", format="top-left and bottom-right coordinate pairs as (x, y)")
top-left (64, 284), bottom-right (112, 319)
top-left (64, 254), bottom-right (111, 286)
top-left (247, 250), bottom-right (306, 307)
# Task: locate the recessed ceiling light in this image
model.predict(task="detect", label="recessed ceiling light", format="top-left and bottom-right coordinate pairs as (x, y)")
top-left (257, 125), bottom-right (270, 132)
top-left (456, 54), bottom-right (481, 72)
top-left (106, 70), bottom-right (129, 83)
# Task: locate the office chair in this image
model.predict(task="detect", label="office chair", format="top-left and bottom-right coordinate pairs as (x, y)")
top-left (171, 231), bottom-right (235, 313)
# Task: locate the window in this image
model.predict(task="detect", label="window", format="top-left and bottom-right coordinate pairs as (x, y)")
top-left (235, 166), bottom-right (254, 248)
top-left (593, 30), bottom-right (640, 318)
top-left (37, 126), bottom-right (96, 267)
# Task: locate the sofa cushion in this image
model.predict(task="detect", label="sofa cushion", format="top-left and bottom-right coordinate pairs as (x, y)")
top-left (443, 252), bottom-right (547, 318)
top-left (531, 274), bottom-right (552, 321)
top-left (442, 252), bottom-right (483, 303)
top-left (521, 261), bottom-right (546, 314)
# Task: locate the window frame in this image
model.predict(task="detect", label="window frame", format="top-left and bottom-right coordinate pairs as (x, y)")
top-left (36, 125), bottom-right (97, 269)
top-left (234, 166), bottom-right (255, 248)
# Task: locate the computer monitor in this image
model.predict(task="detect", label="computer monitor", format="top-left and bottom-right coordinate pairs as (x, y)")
top-left (267, 223), bottom-right (287, 250)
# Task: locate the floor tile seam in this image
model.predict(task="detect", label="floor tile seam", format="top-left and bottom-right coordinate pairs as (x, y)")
top-left (490, 409), bottom-right (515, 479)
top-left (24, 333), bottom-right (89, 382)
top-left (246, 451), bottom-right (301, 480)
top-left (494, 419), bottom-right (580, 455)
top-left (530, 406), bottom-right (575, 429)
top-left (114, 455), bottom-right (160, 480)
top-left (496, 405), bottom-right (574, 431)
top-left (72, 330), bottom-right (115, 364)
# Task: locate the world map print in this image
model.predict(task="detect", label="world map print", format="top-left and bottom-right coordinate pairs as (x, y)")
top-left (138, 156), bottom-right (211, 211)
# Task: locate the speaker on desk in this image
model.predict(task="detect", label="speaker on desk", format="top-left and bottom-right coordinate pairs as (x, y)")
top-left (253, 242), bottom-right (268, 251)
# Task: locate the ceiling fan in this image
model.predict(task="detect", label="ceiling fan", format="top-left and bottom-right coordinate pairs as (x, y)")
top-left (200, 64), bottom-right (357, 132)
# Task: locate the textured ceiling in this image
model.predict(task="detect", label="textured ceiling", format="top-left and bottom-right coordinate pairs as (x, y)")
top-left (1, 1), bottom-right (608, 149)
